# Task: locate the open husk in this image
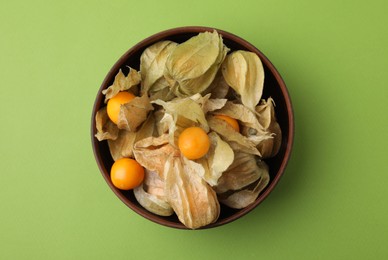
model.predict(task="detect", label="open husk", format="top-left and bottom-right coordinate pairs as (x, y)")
top-left (164, 155), bottom-right (220, 229)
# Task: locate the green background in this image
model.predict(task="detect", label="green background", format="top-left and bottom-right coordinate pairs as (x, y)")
top-left (1, 0), bottom-right (387, 259)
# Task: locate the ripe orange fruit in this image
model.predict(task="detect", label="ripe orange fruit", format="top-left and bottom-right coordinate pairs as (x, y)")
top-left (214, 114), bottom-right (240, 132)
top-left (178, 127), bottom-right (211, 160)
top-left (110, 158), bottom-right (144, 190)
top-left (107, 91), bottom-right (135, 124)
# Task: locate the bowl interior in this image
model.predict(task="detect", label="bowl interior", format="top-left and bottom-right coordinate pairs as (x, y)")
top-left (91, 26), bottom-right (294, 229)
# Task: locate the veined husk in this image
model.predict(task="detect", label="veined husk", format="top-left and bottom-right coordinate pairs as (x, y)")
top-left (255, 98), bottom-right (282, 158)
top-left (219, 171), bottom-right (270, 209)
top-left (189, 93), bottom-right (228, 114)
top-left (216, 153), bottom-right (270, 209)
top-left (207, 115), bottom-right (262, 156)
top-left (221, 50), bottom-right (264, 111)
top-left (117, 94), bottom-right (154, 131)
top-left (94, 106), bottom-right (119, 141)
top-left (152, 95), bottom-right (209, 145)
top-left (149, 85), bottom-right (176, 102)
top-left (108, 113), bottom-right (156, 160)
top-left (214, 152), bottom-right (265, 193)
top-left (134, 169), bottom-right (173, 216)
top-left (203, 70), bottom-right (230, 99)
top-left (164, 155), bottom-right (220, 229)
top-left (108, 130), bottom-right (136, 160)
top-left (102, 68), bottom-right (141, 103)
top-left (213, 101), bottom-right (270, 144)
top-left (185, 132), bottom-right (234, 187)
top-left (140, 40), bottom-right (178, 95)
top-left (133, 134), bottom-right (180, 178)
top-left (164, 30), bottom-right (229, 97)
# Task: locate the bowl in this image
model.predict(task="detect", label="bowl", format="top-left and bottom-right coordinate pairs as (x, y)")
top-left (91, 26), bottom-right (294, 229)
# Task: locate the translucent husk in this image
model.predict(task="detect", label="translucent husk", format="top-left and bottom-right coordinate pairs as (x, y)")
top-left (140, 40), bottom-right (178, 94)
top-left (195, 132), bottom-right (234, 186)
top-left (221, 50), bottom-right (264, 111)
top-left (164, 30), bottom-right (228, 97)
top-left (207, 115), bottom-right (262, 156)
top-left (133, 134), bottom-right (180, 178)
top-left (203, 70), bottom-right (230, 99)
top-left (108, 130), bottom-right (136, 161)
top-left (133, 169), bottom-right (173, 216)
top-left (214, 152), bottom-right (263, 193)
top-left (117, 94), bottom-right (154, 131)
top-left (108, 113), bottom-right (156, 160)
top-left (189, 93), bottom-right (228, 114)
top-left (102, 68), bottom-right (141, 103)
top-left (217, 158), bottom-right (270, 209)
top-left (164, 155), bottom-right (220, 229)
top-left (255, 98), bottom-right (282, 158)
top-left (94, 106), bottom-right (119, 141)
top-left (152, 95), bottom-right (210, 145)
top-left (218, 171), bottom-right (270, 209)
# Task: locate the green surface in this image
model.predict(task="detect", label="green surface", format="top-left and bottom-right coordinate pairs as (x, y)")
top-left (1, 0), bottom-right (387, 259)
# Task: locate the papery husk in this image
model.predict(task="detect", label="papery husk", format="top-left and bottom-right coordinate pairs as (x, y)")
top-left (108, 113), bottom-right (156, 160)
top-left (133, 169), bottom-right (173, 216)
top-left (221, 50), bottom-right (264, 110)
top-left (189, 93), bottom-right (227, 114)
top-left (153, 109), bottom-right (169, 136)
top-left (140, 40), bottom-right (178, 94)
top-left (143, 168), bottom-right (166, 197)
top-left (194, 132), bottom-right (234, 186)
top-left (102, 68), bottom-right (141, 103)
top-left (164, 155), bottom-right (220, 229)
top-left (207, 115), bottom-right (261, 156)
top-left (117, 94), bottom-right (154, 131)
top-left (134, 184), bottom-right (174, 216)
top-left (255, 98), bottom-right (282, 158)
top-left (152, 95), bottom-right (209, 145)
top-left (152, 96), bottom-right (209, 131)
top-left (165, 30), bottom-right (228, 97)
top-left (218, 162), bottom-right (270, 209)
top-left (108, 130), bottom-right (137, 160)
top-left (213, 101), bottom-right (273, 150)
top-left (95, 106), bottom-right (119, 141)
top-left (203, 70), bottom-right (230, 99)
top-left (133, 134), bottom-right (180, 178)
top-left (135, 113), bottom-right (157, 141)
top-left (214, 152), bottom-right (265, 194)
top-left (149, 83), bottom-right (176, 102)
top-left (214, 101), bottom-right (265, 134)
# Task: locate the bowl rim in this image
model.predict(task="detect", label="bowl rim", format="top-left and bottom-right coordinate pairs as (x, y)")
top-left (91, 26), bottom-right (294, 229)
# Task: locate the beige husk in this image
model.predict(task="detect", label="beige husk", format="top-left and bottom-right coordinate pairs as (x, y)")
top-left (217, 158), bottom-right (270, 209)
top-left (164, 155), bottom-right (220, 229)
top-left (218, 172), bottom-right (270, 209)
top-left (95, 106), bottom-right (119, 141)
top-left (133, 134), bottom-right (179, 178)
top-left (102, 68), bottom-right (141, 103)
top-left (207, 115), bottom-right (262, 156)
top-left (133, 169), bottom-right (173, 216)
top-left (108, 114), bottom-right (156, 160)
top-left (221, 50), bottom-right (264, 111)
top-left (117, 94), bottom-right (154, 131)
top-left (195, 132), bottom-right (234, 186)
top-left (255, 98), bottom-right (282, 158)
top-left (164, 30), bottom-right (229, 97)
top-left (140, 40), bottom-right (178, 94)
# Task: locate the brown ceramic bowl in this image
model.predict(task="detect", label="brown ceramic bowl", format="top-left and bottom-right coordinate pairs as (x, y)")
top-left (91, 26), bottom-right (294, 229)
